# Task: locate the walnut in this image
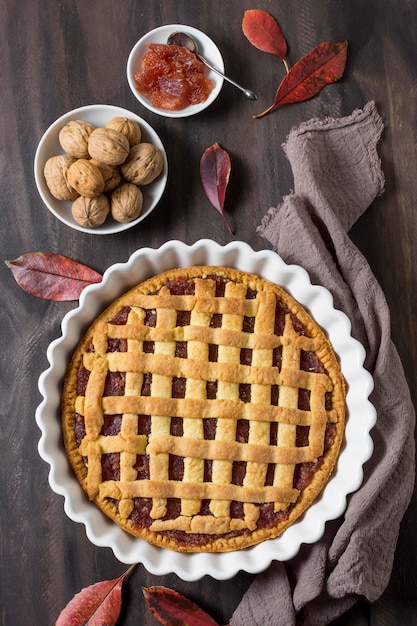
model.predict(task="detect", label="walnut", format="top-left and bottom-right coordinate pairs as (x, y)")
top-left (71, 194), bottom-right (110, 228)
top-left (67, 159), bottom-right (105, 197)
top-left (89, 159), bottom-right (121, 192)
top-left (106, 117), bottom-right (141, 146)
top-left (58, 120), bottom-right (95, 159)
top-left (87, 127), bottom-right (130, 165)
top-left (120, 143), bottom-right (164, 185)
top-left (44, 155), bottom-right (79, 201)
top-left (111, 183), bottom-right (143, 222)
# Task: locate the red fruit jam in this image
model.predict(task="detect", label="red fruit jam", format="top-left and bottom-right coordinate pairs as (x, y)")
top-left (134, 44), bottom-right (214, 111)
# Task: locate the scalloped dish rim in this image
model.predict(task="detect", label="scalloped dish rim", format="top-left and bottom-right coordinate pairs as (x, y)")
top-left (35, 239), bottom-right (376, 581)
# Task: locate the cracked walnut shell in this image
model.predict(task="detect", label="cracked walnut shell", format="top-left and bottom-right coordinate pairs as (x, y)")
top-left (120, 143), bottom-right (164, 185)
top-left (58, 120), bottom-right (95, 159)
top-left (44, 155), bottom-right (79, 201)
top-left (71, 194), bottom-right (110, 228)
top-left (87, 127), bottom-right (130, 165)
top-left (106, 117), bottom-right (141, 147)
top-left (67, 159), bottom-right (105, 197)
top-left (110, 183), bottom-right (143, 222)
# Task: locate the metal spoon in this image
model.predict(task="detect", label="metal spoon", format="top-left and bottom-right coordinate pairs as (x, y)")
top-left (167, 31), bottom-right (257, 100)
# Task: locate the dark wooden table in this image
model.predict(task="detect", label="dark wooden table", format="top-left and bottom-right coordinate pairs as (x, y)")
top-left (1, 1), bottom-right (416, 624)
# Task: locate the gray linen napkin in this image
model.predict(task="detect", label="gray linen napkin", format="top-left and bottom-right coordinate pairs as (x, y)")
top-left (230, 101), bottom-right (415, 626)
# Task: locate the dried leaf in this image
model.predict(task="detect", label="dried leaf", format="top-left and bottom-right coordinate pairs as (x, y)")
top-left (242, 9), bottom-right (287, 61)
top-left (143, 586), bottom-right (220, 626)
top-left (56, 565), bottom-right (135, 626)
top-left (5, 251), bottom-right (102, 301)
top-left (200, 142), bottom-right (233, 235)
top-left (254, 40), bottom-right (348, 118)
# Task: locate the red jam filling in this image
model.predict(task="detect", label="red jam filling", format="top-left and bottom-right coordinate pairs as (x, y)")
top-left (134, 44), bottom-right (214, 111)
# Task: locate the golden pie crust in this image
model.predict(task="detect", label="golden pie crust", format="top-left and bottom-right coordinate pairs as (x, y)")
top-left (62, 266), bottom-right (346, 552)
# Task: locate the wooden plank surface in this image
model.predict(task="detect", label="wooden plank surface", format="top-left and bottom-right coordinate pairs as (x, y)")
top-left (1, 0), bottom-right (416, 623)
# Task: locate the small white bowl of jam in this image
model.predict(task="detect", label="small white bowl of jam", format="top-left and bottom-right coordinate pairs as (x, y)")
top-left (127, 25), bottom-right (224, 118)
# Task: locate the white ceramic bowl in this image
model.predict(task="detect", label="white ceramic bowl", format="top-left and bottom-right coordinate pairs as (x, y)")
top-left (36, 240), bottom-right (376, 581)
top-left (127, 24), bottom-right (224, 118)
top-left (34, 104), bottom-right (168, 235)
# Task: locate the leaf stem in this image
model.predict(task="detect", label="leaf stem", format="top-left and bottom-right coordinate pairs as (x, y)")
top-left (123, 563), bottom-right (137, 579)
top-left (223, 215), bottom-right (234, 236)
top-left (253, 104), bottom-right (275, 119)
top-left (282, 57), bottom-right (290, 74)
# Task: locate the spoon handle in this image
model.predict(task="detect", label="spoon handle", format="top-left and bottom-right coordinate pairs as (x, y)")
top-left (197, 55), bottom-right (257, 100)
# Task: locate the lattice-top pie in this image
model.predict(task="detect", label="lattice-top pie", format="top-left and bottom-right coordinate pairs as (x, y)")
top-left (62, 266), bottom-right (346, 552)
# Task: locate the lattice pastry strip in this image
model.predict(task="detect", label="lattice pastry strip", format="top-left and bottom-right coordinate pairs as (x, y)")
top-left (274, 314), bottom-right (300, 510)
top-left (180, 278), bottom-right (216, 517)
top-left (82, 328), bottom-right (109, 500)
top-left (148, 287), bottom-right (178, 519)
top-left (243, 291), bottom-right (276, 528)
top-left (209, 281), bottom-right (248, 520)
top-left (119, 307), bottom-right (145, 519)
top-left (79, 394), bottom-right (333, 427)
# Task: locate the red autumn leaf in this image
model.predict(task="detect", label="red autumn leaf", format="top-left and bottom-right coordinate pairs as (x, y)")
top-left (254, 40), bottom-right (348, 118)
top-left (56, 565), bottom-right (135, 626)
top-left (5, 251), bottom-right (102, 301)
top-left (200, 142), bottom-right (233, 235)
top-left (143, 586), bottom-right (220, 626)
top-left (242, 9), bottom-right (287, 61)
